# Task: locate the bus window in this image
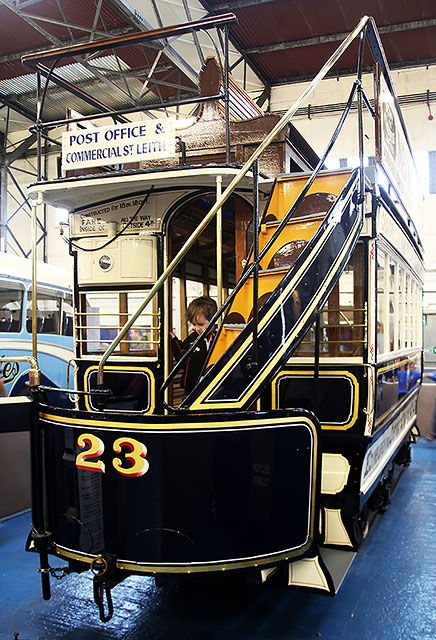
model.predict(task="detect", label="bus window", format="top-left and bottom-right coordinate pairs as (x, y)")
top-left (0, 285), bottom-right (22, 332)
top-left (27, 291), bottom-right (60, 334)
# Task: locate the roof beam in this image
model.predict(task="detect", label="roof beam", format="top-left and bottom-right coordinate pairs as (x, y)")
top-left (105, 0), bottom-right (200, 86)
top-left (4, 132), bottom-right (37, 165)
top-left (207, 0), bottom-right (276, 9)
top-left (274, 57), bottom-right (436, 85)
top-left (17, 11), bottom-right (112, 39)
top-left (0, 93), bottom-right (35, 122)
top-left (200, 0), bottom-right (270, 90)
top-left (13, 67), bottom-right (196, 103)
top-left (244, 19), bottom-right (436, 55)
top-left (0, 26), bottom-right (134, 65)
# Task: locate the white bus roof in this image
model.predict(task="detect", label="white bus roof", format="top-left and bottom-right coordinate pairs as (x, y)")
top-left (0, 252), bottom-right (72, 291)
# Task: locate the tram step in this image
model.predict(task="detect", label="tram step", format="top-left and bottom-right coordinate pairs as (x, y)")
top-left (288, 548), bottom-right (357, 595)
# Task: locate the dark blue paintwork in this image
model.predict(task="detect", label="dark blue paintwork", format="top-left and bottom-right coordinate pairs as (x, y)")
top-left (1, 440), bottom-right (435, 639)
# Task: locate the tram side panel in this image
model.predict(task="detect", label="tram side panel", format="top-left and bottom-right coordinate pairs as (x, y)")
top-left (270, 196), bottom-right (423, 551)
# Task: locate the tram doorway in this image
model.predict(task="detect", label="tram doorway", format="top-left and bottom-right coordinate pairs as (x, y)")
top-left (166, 191), bottom-right (252, 404)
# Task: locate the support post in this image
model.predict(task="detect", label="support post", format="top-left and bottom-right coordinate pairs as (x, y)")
top-left (216, 175), bottom-right (223, 317)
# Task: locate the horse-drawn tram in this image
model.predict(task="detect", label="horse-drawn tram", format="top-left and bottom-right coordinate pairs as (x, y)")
top-left (13, 13), bottom-right (423, 620)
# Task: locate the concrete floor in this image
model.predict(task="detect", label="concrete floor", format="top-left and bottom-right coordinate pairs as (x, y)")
top-left (1, 439), bottom-right (436, 640)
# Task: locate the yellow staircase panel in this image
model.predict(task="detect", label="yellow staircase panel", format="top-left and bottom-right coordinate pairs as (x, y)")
top-left (267, 169), bottom-right (352, 222)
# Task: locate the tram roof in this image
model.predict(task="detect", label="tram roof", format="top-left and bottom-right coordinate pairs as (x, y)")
top-left (28, 165), bottom-right (274, 211)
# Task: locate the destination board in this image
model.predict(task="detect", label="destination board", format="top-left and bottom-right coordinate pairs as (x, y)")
top-left (70, 194), bottom-right (162, 238)
top-left (62, 119), bottom-right (176, 171)
top-left (375, 67), bottom-right (422, 221)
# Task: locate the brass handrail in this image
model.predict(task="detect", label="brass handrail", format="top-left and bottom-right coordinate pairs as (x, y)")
top-left (97, 15), bottom-right (372, 385)
top-left (0, 355), bottom-right (40, 386)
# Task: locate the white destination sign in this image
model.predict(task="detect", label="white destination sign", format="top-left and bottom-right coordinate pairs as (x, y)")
top-left (376, 72), bottom-right (421, 220)
top-left (62, 119), bottom-right (176, 171)
top-left (70, 194), bottom-right (161, 238)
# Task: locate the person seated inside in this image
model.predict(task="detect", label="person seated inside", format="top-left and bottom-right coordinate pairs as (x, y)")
top-left (129, 327), bottom-right (146, 351)
top-left (171, 296), bottom-right (218, 396)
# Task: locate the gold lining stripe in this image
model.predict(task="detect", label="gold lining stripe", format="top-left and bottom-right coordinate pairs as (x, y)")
top-left (271, 370), bottom-right (359, 430)
top-left (83, 364), bottom-right (155, 414)
top-left (39, 411), bottom-right (318, 433)
top-left (54, 540), bottom-right (313, 574)
top-left (191, 188), bottom-right (360, 410)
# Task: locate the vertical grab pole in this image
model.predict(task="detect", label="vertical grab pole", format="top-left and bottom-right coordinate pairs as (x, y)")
top-left (223, 25), bottom-right (231, 165)
top-left (357, 28), bottom-right (366, 204)
top-left (31, 195), bottom-right (39, 360)
top-left (216, 175), bottom-right (223, 321)
top-left (30, 69), bottom-right (51, 601)
top-left (33, 70), bottom-right (42, 361)
top-left (314, 312), bottom-right (321, 415)
top-left (163, 239), bottom-right (170, 413)
top-left (251, 159), bottom-right (259, 372)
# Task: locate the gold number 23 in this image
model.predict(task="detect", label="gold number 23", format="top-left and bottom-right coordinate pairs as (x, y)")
top-left (76, 433), bottom-right (149, 477)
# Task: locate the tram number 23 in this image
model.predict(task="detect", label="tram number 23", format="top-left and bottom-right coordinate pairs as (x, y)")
top-left (75, 433), bottom-right (149, 477)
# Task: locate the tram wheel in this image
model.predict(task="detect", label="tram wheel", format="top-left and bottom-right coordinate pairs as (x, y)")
top-left (394, 437), bottom-right (412, 467)
top-left (351, 504), bottom-right (369, 547)
top-left (368, 467), bottom-right (393, 513)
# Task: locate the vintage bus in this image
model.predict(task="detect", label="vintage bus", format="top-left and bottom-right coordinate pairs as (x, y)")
top-left (0, 253), bottom-right (73, 517)
top-left (16, 14), bottom-right (423, 621)
top-left (0, 252), bottom-right (73, 397)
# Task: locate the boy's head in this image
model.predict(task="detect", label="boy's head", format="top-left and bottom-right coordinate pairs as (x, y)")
top-left (187, 296), bottom-right (217, 335)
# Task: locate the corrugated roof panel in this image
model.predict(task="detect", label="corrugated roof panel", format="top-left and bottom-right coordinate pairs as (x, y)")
top-left (205, 0), bottom-right (436, 83)
top-left (249, 40), bottom-right (363, 84)
top-left (0, 0), bottom-right (131, 81)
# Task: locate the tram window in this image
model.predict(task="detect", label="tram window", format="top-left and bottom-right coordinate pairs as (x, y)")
top-left (127, 292), bottom-right (157, 355)
top-left (377, 249), bottom-right (386, 354)
top-left (187, 280), bottom-right (204, 305)
top-left (398, 267), bottom-right (406, 350)
top-left (61, 294), bottom-right (74, 336)
top-left (405, 274), bottom-right (410, 347)
top-left (87, 370), bottom-right (150, 412)
top-left (209, 284), bottom-right (218, 300)
top-left (80, 291), bottom-right (157, 355)
top-left (172, 277), bottom-right (182, 339)
top-left (377, 246), bottom-right (422, 355)
top-left (27, 291), bottom-right (60, 334)
top-left (0, 285), bottom-right (22, 332)
top-left (294, 246), bottom-right (364, 357)
top-left (389, 259), bottom-right (396, 351)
